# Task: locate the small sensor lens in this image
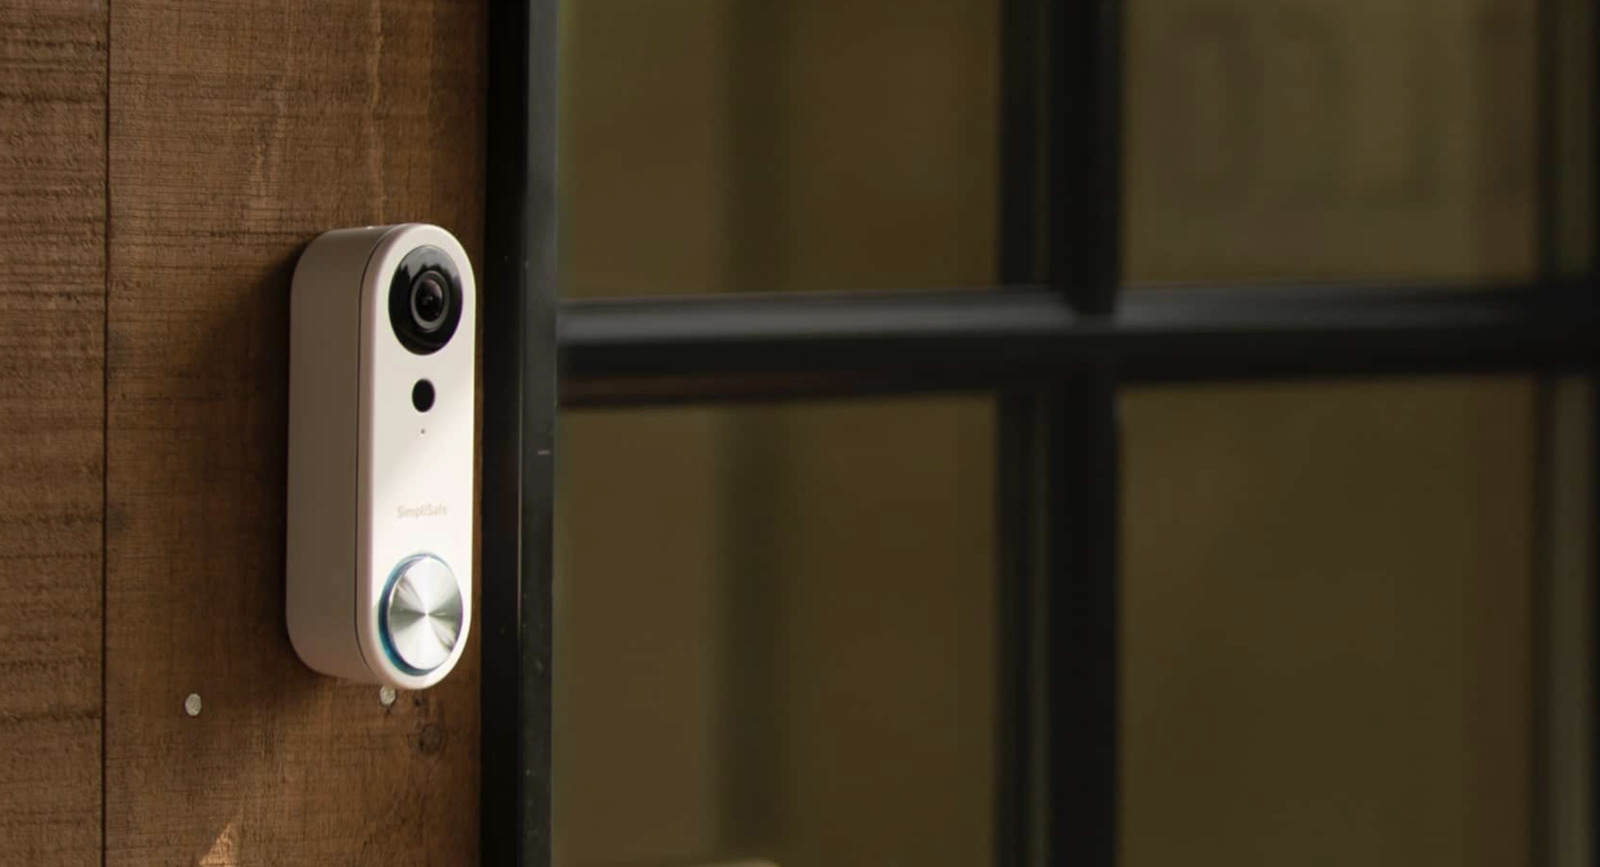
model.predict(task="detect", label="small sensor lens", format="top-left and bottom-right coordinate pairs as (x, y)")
top-left (412, 379), bottom-right (435, 413)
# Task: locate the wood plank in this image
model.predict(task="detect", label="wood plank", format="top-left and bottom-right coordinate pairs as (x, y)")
top-left (105, 1), bottom-right (483, 862)
top-left (0, 2), bottom-right (106, 863)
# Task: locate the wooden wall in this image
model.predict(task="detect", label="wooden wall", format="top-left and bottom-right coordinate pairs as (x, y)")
top-left (0, 3), bottom-right (106, 862)
top-left (0, 1), bottom-right (486, 863)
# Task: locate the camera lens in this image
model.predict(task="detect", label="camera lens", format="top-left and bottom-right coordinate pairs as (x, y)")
top-left (389, 246), bottom-right (463, 355)
top-left (410, 272), bottom-right (450, 333)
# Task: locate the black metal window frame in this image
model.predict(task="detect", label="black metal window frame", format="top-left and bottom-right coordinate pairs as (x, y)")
top-left (480, 0), bottom-right (1600, 864)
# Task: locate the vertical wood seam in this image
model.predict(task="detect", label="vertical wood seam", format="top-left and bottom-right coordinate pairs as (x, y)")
top-left (99, 0), bottom-right (111, 863)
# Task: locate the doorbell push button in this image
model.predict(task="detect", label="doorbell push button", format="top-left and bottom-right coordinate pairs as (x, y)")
top-left (382, 555), bottom-right (464, 674)
top-left (286, 223), bottom-right (476, 690)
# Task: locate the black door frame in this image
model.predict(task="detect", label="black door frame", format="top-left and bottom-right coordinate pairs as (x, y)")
top-left (481, 0), bottom-right (558, 863)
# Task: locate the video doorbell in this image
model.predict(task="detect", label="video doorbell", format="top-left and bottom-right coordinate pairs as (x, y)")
top-left (286, 223), bottom-right (475, 689)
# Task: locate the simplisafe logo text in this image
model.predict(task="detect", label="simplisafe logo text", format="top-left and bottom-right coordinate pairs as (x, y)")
top-left (397, 503), bottom-right (448, 519)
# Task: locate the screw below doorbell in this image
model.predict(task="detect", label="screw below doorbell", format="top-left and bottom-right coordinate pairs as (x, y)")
top-left (286, 223), bottom-right (477, 690)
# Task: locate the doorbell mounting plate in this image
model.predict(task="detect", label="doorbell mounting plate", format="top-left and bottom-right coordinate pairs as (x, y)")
top-left (286, 223), bottom-right (476, 689)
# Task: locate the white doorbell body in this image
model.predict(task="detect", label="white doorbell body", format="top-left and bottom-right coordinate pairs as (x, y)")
top-left (287, 223), bottom-right (476, 689)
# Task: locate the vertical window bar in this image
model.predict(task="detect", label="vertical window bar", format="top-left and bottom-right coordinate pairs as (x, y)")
top-left (1539, 0), bottom-right (1561, 279)
top-left (1000, 0), bottom-right (1045, 286)
top-left (997, 391), bottom-right (1046, 867)
top-left (481, 0), bottom-right (558, 863)
top-left (1041, 367), bottom-right (1120, 867)
top-left (1533, 0), bottom-right (1557, 861)
top-left (1533, 1), bottom-right (1598, 865)
top-left (1049, 0), bottom-right (1123, 315)
top-left (1045, 0), bottom-right (1124, 862)
top-left (997, 0), bottom-right (1049, 863)
top-left (1591, 0), bottom-right (1600, 861)
top-left (997, 2), bottom-right (1124, 867)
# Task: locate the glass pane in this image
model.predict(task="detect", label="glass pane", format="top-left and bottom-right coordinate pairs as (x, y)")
top-left (1121, 378), bottom-right (1535, 865)
top-left (560, 1), bottom-right (998, 297)
top-left (556, 398), bottom-right (996, 867)
top-left (564, 0), bottom-right (1550, 291)
top-left (1126, 0), bottom-right (1537, 282)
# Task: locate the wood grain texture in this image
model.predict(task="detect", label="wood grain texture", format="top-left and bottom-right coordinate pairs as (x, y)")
top-left (105, 1), bottom-right (483, 863)
top-left (0, 2), bottom-right (106, 864)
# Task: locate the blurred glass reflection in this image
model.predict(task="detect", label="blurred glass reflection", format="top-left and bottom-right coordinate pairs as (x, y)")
top-left (561, 0), bottom-right (998, 297)
top-left (1126, 0), bottom-right (1537, 282)
top-left (557, 0), bottom-right (1545, 864)
top-left (562, 0), bottom-right (1540, 294)
top-left (1122, 378), bottom-right (1535, 866)
top-left (556, 400), bottom-right (996, 867)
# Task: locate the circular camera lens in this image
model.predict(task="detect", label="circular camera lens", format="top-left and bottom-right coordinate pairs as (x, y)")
top-left (389, 246), bottom-right (463, 356)
top-left (410, 272), bottom-right (450, 333)
top-left (412, 379), bottom-right (435, 413)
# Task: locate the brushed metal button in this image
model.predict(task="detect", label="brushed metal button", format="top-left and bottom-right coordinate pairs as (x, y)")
top-left (382, 555), bottom-right (463, 673)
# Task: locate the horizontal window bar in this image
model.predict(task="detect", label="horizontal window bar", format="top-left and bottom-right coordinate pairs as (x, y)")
top-left (560, 283), bottom-right (1600, 405)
